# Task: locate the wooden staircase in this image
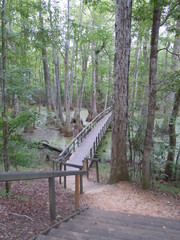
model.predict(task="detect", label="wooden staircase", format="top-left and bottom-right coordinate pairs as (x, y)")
top-left (36, 208), bottom-right (180, 240)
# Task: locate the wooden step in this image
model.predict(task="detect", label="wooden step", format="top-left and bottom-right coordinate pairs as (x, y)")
top-left (57, 217), bottom-right (179, 240)
top-left (48, 228), bottom-right (121, 240)
top-left (82, 208), bottom-right (180, 231)
top-left (71, 214), bottom-right (180, 234)
top-left (36, 235), bottom-right (59, 240)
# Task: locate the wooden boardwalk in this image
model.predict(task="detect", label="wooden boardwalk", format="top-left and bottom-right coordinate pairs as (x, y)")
top-left (58, 111), bottom-right (111, 190)
top-left (67, 112), bottom-right (111, 167)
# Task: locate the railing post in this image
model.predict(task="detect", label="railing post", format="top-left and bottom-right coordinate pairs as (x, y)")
top-left (90, 148), bottom-right (92, 158)
top-left (93, 142), bottom-right (96, 153)
top-left (86, 158), bottom-right (89, 179)
top-left (80, 173), bottom-right (83, 194)
top-left (48, 177), bottom-right (56, 221)
top-left (64, 164), bottom-right (66, 189)
top-left (96, 161), bottom-right (99, 183)
top-left (59, 163), bottom-right (62, 184)
top-left (73, 142), bottom-right (75, 152)
top-left (75, 175), bottom-right (80, 210)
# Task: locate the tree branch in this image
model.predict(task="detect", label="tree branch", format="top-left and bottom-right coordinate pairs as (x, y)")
top-left (160, 1), bottom-right (180, 26)
top-left (157, 47), bottom-right (180, 57)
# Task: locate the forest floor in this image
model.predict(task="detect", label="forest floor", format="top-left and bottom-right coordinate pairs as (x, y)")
top-left (83, 168), bottom-right (180, 220)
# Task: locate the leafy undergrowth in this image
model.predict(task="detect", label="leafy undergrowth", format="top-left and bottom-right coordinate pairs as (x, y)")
top-left (0, 180), bottom-right (86, 240)
top-left (154, 181), bottom-right (180, 197)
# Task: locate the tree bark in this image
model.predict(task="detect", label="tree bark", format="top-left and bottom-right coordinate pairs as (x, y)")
top-left (104, 57), bottom-right (112, 110)
top-left (110, 0), bottom-right (132, 183)
top-left (70, 40), bottom-right (75, 108)
top-left (2, 0), bottom-right (10, 192)
top-left (48, 0), bottom-right (64, 124)
top-left (165, 20), bottom-right (180, 179)
top-left (64, 0), bottom-right (73, 136)
top-left (142, 3), bottom-right (161, 189)
top-left (91, 42), bottom-right (97, 116)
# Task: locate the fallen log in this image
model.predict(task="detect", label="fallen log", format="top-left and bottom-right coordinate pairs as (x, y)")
top-left (38, 140), bottom-right (62, 153)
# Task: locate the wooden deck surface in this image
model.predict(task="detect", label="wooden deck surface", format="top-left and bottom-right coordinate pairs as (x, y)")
top-left (67, 112), bottom-right (111, 167)
top-left (37, 208), bottom-right (180, 240)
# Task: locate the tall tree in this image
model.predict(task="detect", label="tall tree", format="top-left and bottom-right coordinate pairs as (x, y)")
top-left (110, 0), bottom-right (132, 183)
top-left (64, 0), bottom-right (73, 136)
top-left (48, 0), bottom-right (64, 124)
top-left (1, 0), bottom-right (10, 192)
top-left (142, 2), bottom-right (161, 189)
top-left (165, 20), bottom-right (180, 179)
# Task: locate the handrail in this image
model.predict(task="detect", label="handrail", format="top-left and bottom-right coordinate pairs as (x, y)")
top-left (56, 106), bottom-right (112, 164)
top-left (0, 170), bottom-right (86, 220)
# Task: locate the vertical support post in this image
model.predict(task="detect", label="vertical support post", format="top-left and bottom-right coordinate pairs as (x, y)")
top-left (90, 148), bottom-right (92, 158)
top-left (59, 163), bottom-right (62, 184)
top-left (49, 177), bottom-right (56, 220)
top-left (75, 175), bottom-right (80, 210)
top-left (96, 161), bottom-right (99, 183)
top-left (64, 164), bottom-right (66, 189)
top-left (53, 162), bottom-right (55, 171)
top-left (86, 158), bottom-right (89, 179)
top-left (80, 173), bottom-right (83, 194)
top-left (73, 142), bottom-right (75, 152)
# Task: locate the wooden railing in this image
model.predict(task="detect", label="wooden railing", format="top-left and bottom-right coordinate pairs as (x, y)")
top-left (0, 170), bottom-right (86, 220)
top-left (52, 108), bottom-right (112, 186)
top-left (54, 107), bottom-right (112, 165)
top-left (87, 113), bottom-right (112, 160)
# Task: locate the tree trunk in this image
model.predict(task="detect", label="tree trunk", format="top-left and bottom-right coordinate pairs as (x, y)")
top-left (110, 0), bottom-right (132, 183)
top-left (2, 0), bottom-right (10, 192)
top-left (39, 7), bottom-right (51, 112)
top-left (64, 0), bottom-right (73, 136)
top-left (91, 42), bottom-right (97, 116)
top-left (165, 20), bottom-right (180, 179)
top-left (132, 40), bottom-right (140, 114)
top-left (104, 58), bottom-right (112, 110)
top-left (165, 88), bottom-right (180, 179)
top-left (74, 43), bottom-right (89, 130)
top-left (142, 3), bottom-right (161, 189)
top-left (70, 40), bottom-right (75, 108)
top-left (48, 0), bottom-right (64, 124)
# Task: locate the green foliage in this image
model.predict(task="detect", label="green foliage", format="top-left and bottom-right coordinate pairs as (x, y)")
top-left (98, 162), bottom-right (110, 175)
top-left (154, 181), bottom-right (180, 196)
top-left (0, 188), bottom-right (27, 201)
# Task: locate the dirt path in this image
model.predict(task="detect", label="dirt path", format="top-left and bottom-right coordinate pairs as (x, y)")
top-left (81, 181), bottom-right (180, 220)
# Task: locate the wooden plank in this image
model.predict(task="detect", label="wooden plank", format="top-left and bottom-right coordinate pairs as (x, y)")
top-left (0, 170), bottom-right (86, 182)
top-left (60, 219), bottom-right (178, 240)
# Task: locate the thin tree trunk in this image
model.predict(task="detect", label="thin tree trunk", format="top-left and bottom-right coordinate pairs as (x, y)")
top-left (132, 40), bottom-right (140, 114)
top-left (75, 43), bottom-right (89, 130)
top-left (142, 3), bottom-right (161, 189)
top-left (2, 0), bottom-right (10, 192)
top-left (91, 42), bottom-right (97, 116)
top-left (165, 88), bottom-right (180, 179)
top-left (110, 0), bottom-right (132, 183)
top-left (174, 147), bottom-right (180, 182)
top-left (104, 57), bottom-right (112, 110)
top-left (165, 20), bottom-right (180, 179)
top-left (48, 0), bottom-right (64, 124)
top-left (64, 0), bottom-right (73, 136)
top-left (70, 40), bottom-right (75, 108)
top-left (39, 7), bottom-right (51, 111)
